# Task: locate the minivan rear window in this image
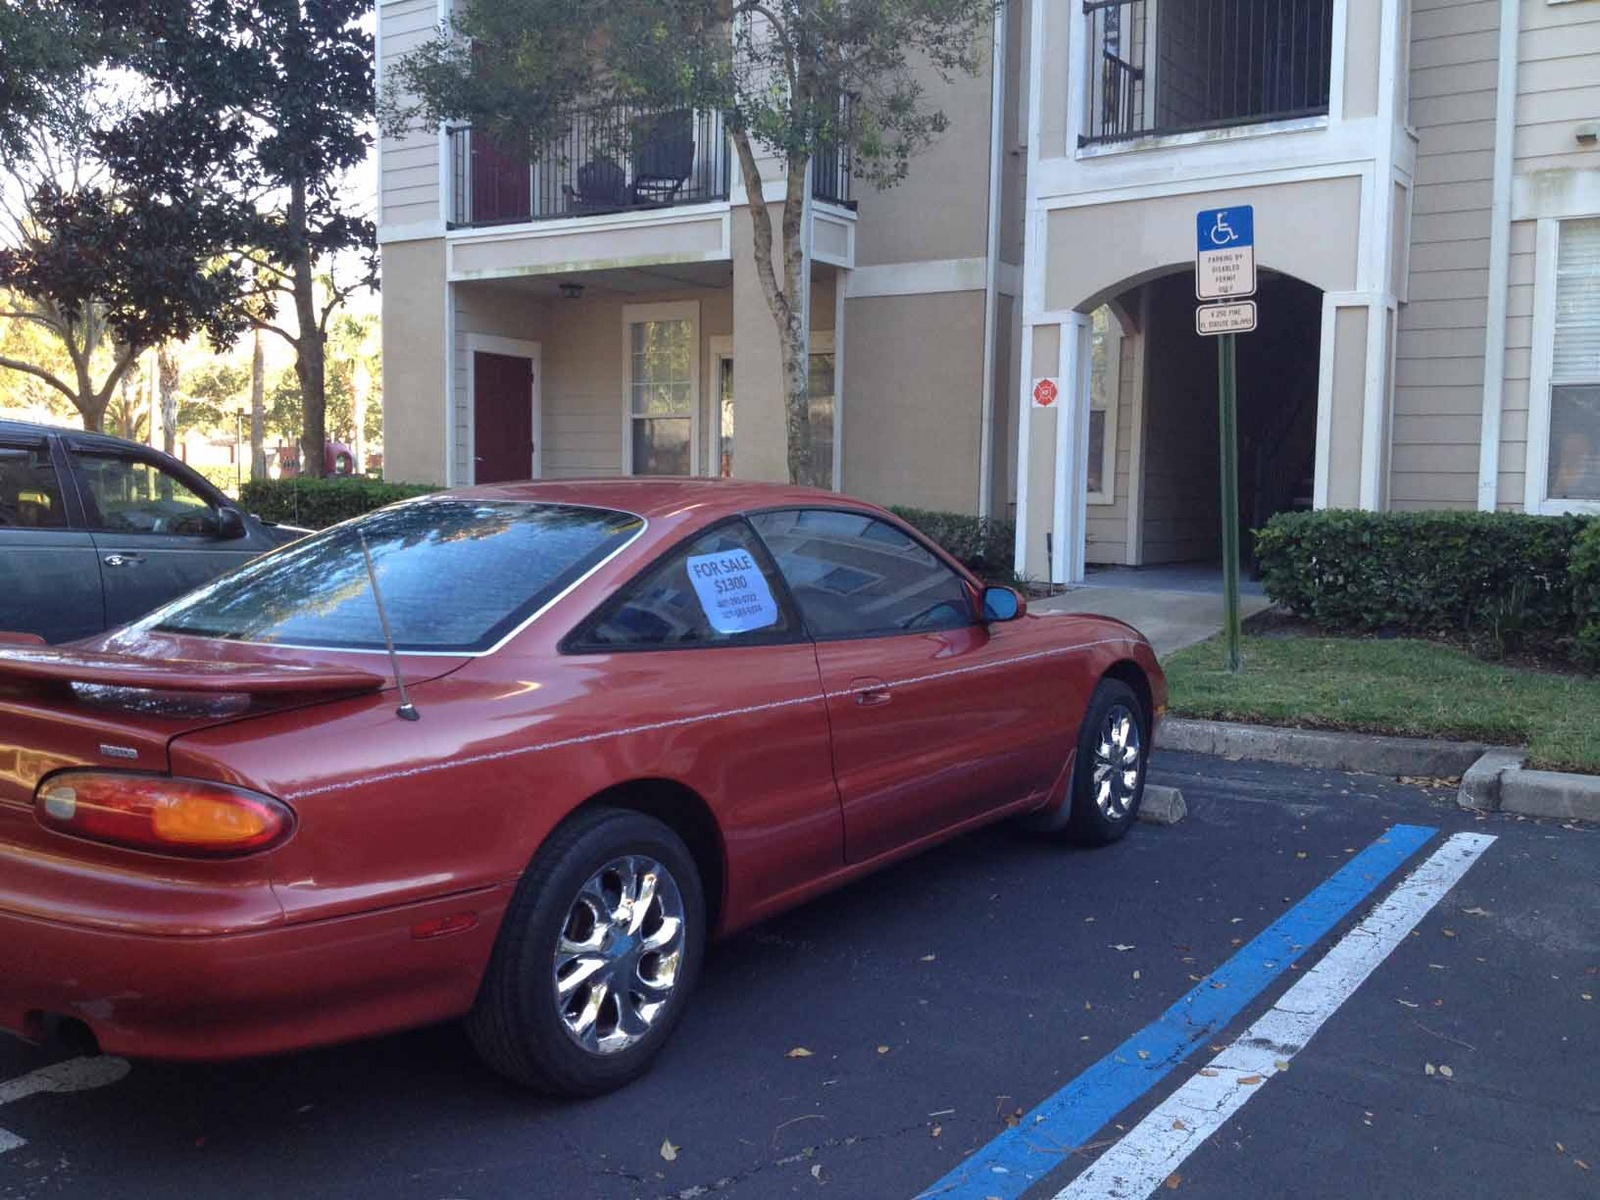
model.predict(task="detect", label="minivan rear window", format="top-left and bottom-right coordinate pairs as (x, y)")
top-left (141, 500), bottom-right (643, 652)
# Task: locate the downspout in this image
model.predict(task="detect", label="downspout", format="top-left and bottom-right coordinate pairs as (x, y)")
top-left (977, 0), bottom-right (1008, 519)
top-left (1476, 0), bottom-right (1519, 512)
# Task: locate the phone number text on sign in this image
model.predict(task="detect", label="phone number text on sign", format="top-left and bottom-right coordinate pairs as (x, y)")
top-left (686, 550), bottom-right (780, 634)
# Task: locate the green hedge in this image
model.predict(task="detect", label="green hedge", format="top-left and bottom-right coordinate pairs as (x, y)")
top-left (1254, 509), bottom-right (1596, 655)
top-left (890, 505), bottom-right (1016, 580)
top-left (1572, 521), bottom-right (1600, 668)
top-left (239, 478), bottom-right (439, 529)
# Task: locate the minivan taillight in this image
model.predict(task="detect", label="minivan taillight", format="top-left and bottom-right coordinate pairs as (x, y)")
top-left (35, 771), bottom-right (294, 857)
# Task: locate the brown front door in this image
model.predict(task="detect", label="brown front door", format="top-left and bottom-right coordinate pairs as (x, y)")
top-left (470, 134), bottom-right (531, 224)
top-left (473, 352), bottom-right (535, 483)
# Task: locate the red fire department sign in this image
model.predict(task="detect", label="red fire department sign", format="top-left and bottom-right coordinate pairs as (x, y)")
top-left (1032, 377), bottom-right (1060, 409)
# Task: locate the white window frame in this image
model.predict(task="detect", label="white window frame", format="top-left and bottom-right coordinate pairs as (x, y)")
top-left (622, 300), bottom-right (701, 476)
top-left (695, 331), bottom-right (838, 486)
top-left (708, 334), bottom-right (734, 477)
top-left (1525, 216), bottom-right (1600, 516)
top-left (1087, 308), bottom-right (1122, 506)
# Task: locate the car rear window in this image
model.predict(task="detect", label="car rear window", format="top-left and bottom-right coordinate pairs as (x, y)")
top-left (141, 500), bottom-right (643, 652)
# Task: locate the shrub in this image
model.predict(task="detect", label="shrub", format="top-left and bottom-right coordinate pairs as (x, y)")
top-left (1254, 510), bottom-right (1595, 643)
top-left (239, 478), bottom-right (439, 529)
top-left (1572, 521), bottom-right (1600, 669)
top-left (889, 505), bottom-right (1016, 580)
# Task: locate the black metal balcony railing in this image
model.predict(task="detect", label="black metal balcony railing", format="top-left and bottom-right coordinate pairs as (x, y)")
top-left (449, 106), bottom-right (731, 227)
top-left (1082, 0), bottom-right (1334, 148)
top-left (448, 101), bottom-right (855, 227)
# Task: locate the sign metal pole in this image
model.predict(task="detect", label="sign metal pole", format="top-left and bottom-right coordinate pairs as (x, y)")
top-left (1196, 204), bottom-right (1255, 675)
top-left (1217, 332), bottom-right (1242, 673)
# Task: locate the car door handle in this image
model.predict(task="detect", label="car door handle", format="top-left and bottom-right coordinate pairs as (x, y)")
top-left (851, 678), bottom-right (892, 707)
top-left (102, 553), bottom-right (145, 568)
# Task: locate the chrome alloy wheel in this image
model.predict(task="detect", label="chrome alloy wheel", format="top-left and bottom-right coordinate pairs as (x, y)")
top-left (553, 855), bottom-right (686, 1055)
top-left (1092, 703), bottom-right (1142, 821)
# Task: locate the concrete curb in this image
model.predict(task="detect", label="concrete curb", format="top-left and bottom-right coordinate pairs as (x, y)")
top-left (1138, 785), bottom-right (1187, 826)
top-left (1459, 750), bottom-right (1600, 823)
top-left (1156, 717), bottom-right (1599, 824)
top-left (1156, 718), bottom-right (1490, 777)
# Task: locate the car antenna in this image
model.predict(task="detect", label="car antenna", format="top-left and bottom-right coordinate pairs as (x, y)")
top-left (358, 531), bottom-right (420, 721)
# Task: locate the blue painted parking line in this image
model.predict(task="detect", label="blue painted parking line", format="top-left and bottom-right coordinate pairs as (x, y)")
top-left (915, 823), bottom-right (1439, 1200)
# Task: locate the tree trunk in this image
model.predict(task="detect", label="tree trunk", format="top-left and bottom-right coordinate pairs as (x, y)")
top-left (729, 127), bottom-right (816, 486)
top-left (288, 178), bottom-right (327, 479)
top-left (352, 358), bottom-right (370, 475)
top-left (157, 344), bottom-right (180, 456)
top-left (250, 329), bottom-right (267, 480)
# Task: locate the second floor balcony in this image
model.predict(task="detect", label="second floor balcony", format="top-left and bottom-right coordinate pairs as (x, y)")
top-left (1081, 0), bottom-right (1334, 149)
top-left (449, 102), bottom-right (854, 229)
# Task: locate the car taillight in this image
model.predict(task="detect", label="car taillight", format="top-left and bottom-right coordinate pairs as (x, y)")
top-left (34, 771), bottom-right (294, 857)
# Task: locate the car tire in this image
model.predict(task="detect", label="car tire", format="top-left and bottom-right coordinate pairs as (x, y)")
top-left (466, 806), bottom-right (705, 1096)
top-left (1062, 678), bottom-right (1149, 847)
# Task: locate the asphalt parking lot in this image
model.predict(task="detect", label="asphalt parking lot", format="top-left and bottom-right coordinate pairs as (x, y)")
top-left (2, 751), bottom-right (1595, 1200)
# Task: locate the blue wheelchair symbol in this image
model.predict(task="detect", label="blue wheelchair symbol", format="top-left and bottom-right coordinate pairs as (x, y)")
top-left (1197, 206), bottom-right (1254, 253)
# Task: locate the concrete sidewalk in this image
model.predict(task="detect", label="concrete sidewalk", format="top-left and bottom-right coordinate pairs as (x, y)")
top-left (1031, 566), bottom-right (1273, 658)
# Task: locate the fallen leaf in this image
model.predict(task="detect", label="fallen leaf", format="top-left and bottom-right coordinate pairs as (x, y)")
top-left (1295, 851), bottom-right (1308, 859)
top-left (1085, 1001), bottom-right (1093, 1010)
top-left (877, 1045), bottom-right (890, 1055)
top-left (1210, 981), bottom-right (1228, 989)
top-left (1171, 1118), bottom-right (1188, 1131)
top-left (1199, 1068), bottom-right (1219, 1077)
top-left (1231, 938), bottom-right (1243, 947)
top-left (811, 1163), bottom-right (824, 1181)
top-left (1462, 907), bottom-right (1490, 916)
top-left (1397, 999), bottom-right (1420, 1008)
top-left (1439, 1065), bottom-right (1454, 1078)
top-left (1230, 918), bottom-right (1243, 924)
top-left (660, 1138), bottom-right (680, 1162)
top-left (1137, 1050), bottom-right (1151, 1060)
top-left (1442, 929), bottom-right (1458, 939)
top-left (1425, 1063), bottom-right (1437, 1076)
top-left (1557, 1143), bottom-right (1566, 1154)
top-left (1576, 1159), bottom-right (1590, 1171)
top-left (1165, 1172), bottom-right (1182, 1190)
top-left (1274, 1059), bottom-right (1290, 1072)
top-left (1112, 944), bottom-right (1136, 952)
top-left (920, 954), bottom-right (937, 962)
top-left (1582, 993), bottom-right (1593, 1002)
top-left (1133, 970), bottom-right (1141, 980)
top-left (1237, 1074), bottom-right (1263, 1086)
top-left (931, 1124), bottom-right (942, 1138)
top-left (786, 1047), bottom-right (815, 1058)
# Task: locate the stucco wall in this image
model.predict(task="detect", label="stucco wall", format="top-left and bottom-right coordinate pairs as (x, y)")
top-left (380, 238), bottom-right (449, 484)
top-left (841, 291), bottom-right (986, 513)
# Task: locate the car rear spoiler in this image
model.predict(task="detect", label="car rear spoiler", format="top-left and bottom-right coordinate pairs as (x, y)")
top-left (0, 642), bottom-right (385, 696)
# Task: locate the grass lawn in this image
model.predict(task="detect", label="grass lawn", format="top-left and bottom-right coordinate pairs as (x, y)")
top-left (1163, 633), bottom-right (1600, 775)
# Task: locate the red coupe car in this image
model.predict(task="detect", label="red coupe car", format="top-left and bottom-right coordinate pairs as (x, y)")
top-left (0, 480), bottom-right (1164, 1096)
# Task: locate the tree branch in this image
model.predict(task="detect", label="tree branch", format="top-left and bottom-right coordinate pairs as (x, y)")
top-left (0, 353), bottom-right (78, 403)
top-left (252, 318), bottom-right (299, 347)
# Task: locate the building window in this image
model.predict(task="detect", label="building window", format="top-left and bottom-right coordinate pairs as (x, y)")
top-left (1087, 307), bottom-right (1120, 505)
top-left (1546, 219), bottom-right (1600, 506)
top-left (625, 302), bottom-right (698, 476)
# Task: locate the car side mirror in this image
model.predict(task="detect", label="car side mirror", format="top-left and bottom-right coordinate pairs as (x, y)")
top-left (214, 507), bottom-right (247, 540)
top-left (982, 585), bottom-right (1025, 622)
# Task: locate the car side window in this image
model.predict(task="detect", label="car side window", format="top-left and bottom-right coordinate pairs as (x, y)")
top-left (71, 451), bottom-right (218, 536)
top-left (576, 521), bottom-right (798, 649)
top-left (749, 509), bottom-right (975, 639)
top-left (0, 441), bottom-right (68, 529)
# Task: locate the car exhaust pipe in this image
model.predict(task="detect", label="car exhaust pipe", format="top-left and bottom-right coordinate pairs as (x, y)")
top-left (25, 1012), bottom-right (102, 1058)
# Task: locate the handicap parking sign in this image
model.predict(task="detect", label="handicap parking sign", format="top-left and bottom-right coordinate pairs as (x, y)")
top-left (1196, 206), bottom-right (1256, 300)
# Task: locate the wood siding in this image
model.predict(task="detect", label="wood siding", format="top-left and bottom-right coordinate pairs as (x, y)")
top-left (1392, 0), bottom-right (1501, 510)
top-left (379, 0), bottom-right (443, 234)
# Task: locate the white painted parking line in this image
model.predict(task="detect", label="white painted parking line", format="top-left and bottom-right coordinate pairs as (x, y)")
top-left (0, 1057), bottom-right (131, 1157)
top-left (1053, 831), bottom-right (1497, 1200)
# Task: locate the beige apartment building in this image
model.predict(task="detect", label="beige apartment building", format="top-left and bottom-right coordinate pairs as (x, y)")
top-left (377, 0), bottom-right (1600, 584)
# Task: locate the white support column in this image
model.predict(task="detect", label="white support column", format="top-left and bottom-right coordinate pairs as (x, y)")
top-left (1013, 321), bottom-right (1036, 579)
top-left (1052, 311), bottom-right (1092, 585)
